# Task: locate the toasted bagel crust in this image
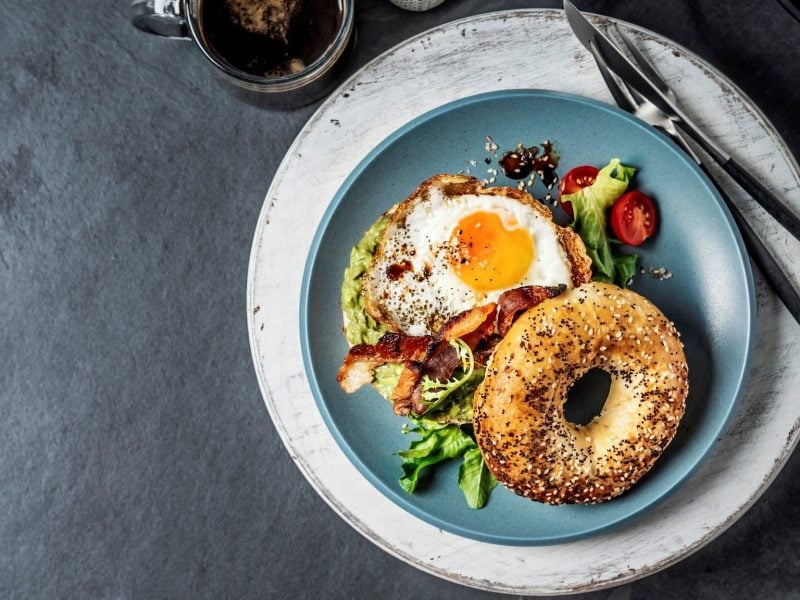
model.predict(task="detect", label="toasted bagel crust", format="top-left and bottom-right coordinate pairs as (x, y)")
top-left (473, 282), bottom-right (688, 504)
top-left (362, 174), bottom-right (592, 333)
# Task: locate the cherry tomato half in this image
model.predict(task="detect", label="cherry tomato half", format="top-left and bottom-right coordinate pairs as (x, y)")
top-left (558, 165), bottom-right (599, 218)
top-left (610, 190), bottom-right (658, 246)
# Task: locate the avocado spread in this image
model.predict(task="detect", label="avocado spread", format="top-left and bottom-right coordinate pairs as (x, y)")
top-left (341, 213), bottom-right (403, 399)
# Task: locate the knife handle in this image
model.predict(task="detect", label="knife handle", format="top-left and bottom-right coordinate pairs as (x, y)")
top-left (698, 163), bottom-right (800, 324)
top-left (721, 158), bottom-right (800, 242)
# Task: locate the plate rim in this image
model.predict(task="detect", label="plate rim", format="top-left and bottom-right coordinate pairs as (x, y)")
top-left (298, 87), bottom-right (756, 546)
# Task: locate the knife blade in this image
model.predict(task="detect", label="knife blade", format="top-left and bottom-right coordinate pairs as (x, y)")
top-left (564, 0), bottom-right (800, 244)
top-left (563, 0), bottom-right (727, 161)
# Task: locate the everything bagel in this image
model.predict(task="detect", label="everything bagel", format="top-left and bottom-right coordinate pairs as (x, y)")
top-left (473, 281), bottom-right (688, 504)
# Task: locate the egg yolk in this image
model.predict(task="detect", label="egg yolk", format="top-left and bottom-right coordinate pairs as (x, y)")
top-left (449, 211), bottom-right (535, 291)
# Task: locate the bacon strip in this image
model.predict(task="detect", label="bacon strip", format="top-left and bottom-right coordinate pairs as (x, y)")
top-left (392, 366), bottom-right (429, 416)
top-left (346, 332), bottom-right (436, 363)
top-left (337, 333), bottom-right (436, 393)
top-left (339, 286), bottom-right (568, 414)
top-left (497, 284), bottom-right (567, 337)
top-left (423, 340), bottom-right (461, 383)
top-left (392, 363), bottom-right (422, 412)
top-left (441, 303), bottom-right (497, 343)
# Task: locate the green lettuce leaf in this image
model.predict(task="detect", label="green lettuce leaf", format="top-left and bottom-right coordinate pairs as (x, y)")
top-left (398, 420), bottom-right (474, 494)
top-left (612, 249), bottom-right (639, 288)
top-left (458, 447), bottom-right (498, 509)
top-left (563, 158), bottom-right (638, 286)
top-left (398, 419), bottom-right (496, 509)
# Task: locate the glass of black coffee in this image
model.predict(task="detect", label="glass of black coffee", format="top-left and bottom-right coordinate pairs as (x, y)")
top-left (131, 0), bottom-right (353, 104)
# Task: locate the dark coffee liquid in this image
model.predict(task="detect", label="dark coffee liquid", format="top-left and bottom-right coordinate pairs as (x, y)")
top-left (198, 0), bottom-right (344, 77)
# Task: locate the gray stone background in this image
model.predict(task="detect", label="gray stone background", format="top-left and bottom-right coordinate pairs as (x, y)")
top-left (2, 0), bottom-right (799, 598)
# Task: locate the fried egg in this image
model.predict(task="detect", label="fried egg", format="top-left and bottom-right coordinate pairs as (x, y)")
top-left (363, 174), bottom-right (591, 336)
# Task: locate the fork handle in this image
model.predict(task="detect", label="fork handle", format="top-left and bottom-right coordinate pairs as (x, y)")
top-left (698, 163), bottom-right (800, 324)
top-left (720, 157), bottom-right (800, 242)
top-left (673, 121), bottom-right (800, 242)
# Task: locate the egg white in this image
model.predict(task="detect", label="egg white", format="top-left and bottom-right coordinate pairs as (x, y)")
top-left (365, 186), bottom-right (574, 336)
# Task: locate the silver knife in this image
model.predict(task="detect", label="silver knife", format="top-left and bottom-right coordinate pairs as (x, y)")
top-left (563, 0), bottom-right (800, 243)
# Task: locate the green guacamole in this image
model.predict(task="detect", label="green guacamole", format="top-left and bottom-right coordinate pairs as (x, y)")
top-left (341, 214), bottom-right (403, 399)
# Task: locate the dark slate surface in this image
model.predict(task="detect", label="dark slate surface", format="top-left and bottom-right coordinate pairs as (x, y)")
top-left (1, 0), bottom-right (799, 598)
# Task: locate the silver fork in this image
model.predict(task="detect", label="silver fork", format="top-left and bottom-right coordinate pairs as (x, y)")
top-left (588, 29), bottom-right (800, 323)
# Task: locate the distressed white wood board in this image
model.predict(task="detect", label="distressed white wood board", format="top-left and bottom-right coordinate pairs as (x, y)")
top-left (247, 9), bottom-right (800, 595)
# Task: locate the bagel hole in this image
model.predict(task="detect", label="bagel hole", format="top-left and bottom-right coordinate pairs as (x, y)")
top-left (564, 368), bottom-right (611, 426)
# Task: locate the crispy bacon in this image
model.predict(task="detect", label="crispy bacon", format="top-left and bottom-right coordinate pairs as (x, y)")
top-left (497, 285), bottom-right (567, 337)
top-left (393, 396), bottom-right (413, 416)
top-left (423, 341), bottom-right (461, 383)
top-left (337, 359), bottom-right (375, 394)
top-left (339, 285), bottom-right (568, 414)
top-left (391, 363), bottom-right (423, 415)
top-left (474, 341), bottom-right (501, 366)
top-left (337, 333), bottom-right (436, 393)
top-left (395, 381), bottom-right (427, 417)
top-left (346, 332), bottom-right (436, 363)
top-left (441, 303), bottom-right (497, 343)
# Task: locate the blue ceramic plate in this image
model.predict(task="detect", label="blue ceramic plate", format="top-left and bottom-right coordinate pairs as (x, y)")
top-left (300, 90), bottom-right (755, 545)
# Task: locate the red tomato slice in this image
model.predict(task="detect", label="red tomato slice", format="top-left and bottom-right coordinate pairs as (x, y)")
top-left (610, 190), bottom-right (658, 246)
top-left (558, 165), bottom-right (599, 218)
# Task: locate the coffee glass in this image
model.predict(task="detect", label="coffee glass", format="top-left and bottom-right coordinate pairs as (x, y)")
top-left (131, 0), bottom-right (354, 107)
